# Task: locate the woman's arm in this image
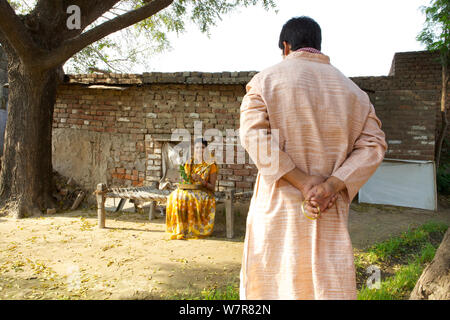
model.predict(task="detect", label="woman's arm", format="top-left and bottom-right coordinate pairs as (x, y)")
top-left (202, 172), bottom-right (217, 192)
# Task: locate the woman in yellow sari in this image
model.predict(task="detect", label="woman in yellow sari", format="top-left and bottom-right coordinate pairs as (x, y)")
top-left (166, 138), bottom-right (218, 240)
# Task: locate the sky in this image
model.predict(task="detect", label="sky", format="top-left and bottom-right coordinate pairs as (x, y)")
top-left (147, 0), bottom-right (431, 77)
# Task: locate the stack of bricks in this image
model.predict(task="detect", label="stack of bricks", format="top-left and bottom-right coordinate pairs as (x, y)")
top-left (53, 50), bottom-right (448, 192)
top-left (111, 168), bottom-right (145, 187)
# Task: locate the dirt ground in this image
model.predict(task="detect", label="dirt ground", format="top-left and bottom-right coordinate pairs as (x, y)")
top-left (0, 196), bottom-right (449, 300)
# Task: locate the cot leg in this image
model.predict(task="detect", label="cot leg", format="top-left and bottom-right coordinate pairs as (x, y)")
top-left (148, 201), bottom-right (156, 221)
top-left (114, 198), bottom-right (126, 212)
top-left (160, 206), bottom-right (166, 217)
top-left (225, 190), bottom-right (235, 239)
top-left (96, 183), bottom-right (107, 229)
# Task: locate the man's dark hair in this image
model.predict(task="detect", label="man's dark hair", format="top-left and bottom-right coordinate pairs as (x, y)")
top-left (278, 16), bottom-right (322, 52)
top-left (194, 137), bottom-right (208, 147)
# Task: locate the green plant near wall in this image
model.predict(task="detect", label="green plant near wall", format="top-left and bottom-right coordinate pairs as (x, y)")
top-left (436, 137), bottom-right (450, 194)
top-left (437, 163), bottom-right (450, 194)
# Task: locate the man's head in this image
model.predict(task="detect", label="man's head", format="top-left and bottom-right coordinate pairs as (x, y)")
top-left (278, 16), bottom-right (322, 57)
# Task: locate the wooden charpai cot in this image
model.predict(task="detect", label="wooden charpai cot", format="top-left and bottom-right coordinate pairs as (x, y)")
top-left (94, 183), bottom-right (252, 239)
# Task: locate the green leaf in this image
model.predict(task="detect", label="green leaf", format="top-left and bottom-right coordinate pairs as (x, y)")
top-left (417, 0), bottom-right (450, 65)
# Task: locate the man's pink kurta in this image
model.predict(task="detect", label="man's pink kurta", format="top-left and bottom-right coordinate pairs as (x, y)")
top-left (239, 51), bottom-right (387, 300)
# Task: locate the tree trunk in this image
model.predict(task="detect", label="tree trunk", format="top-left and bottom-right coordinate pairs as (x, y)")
top-left (435, 111), bottom-right (448, 169)
top-left (0, 0), bottom-right (174, 218)
top-left (434, 62), bottom-right (449, 169)
top-left (0, 49), bottom-right (60, 218)
top-left (410, 227), bottom-right (450, 300)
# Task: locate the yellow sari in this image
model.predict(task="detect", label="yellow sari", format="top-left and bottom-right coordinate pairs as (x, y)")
top-left (166, 159), bottom-right (218, 240)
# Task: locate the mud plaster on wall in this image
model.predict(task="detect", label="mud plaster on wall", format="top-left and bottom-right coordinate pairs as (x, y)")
top-left (52, 128), bottom-right (113, 204)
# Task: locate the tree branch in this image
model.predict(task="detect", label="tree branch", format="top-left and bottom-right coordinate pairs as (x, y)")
top-left (91, 46), bottom-right (122, 72)
top-left (41, 0), bottom-right (174, 70)
top-left (29, 0), bottom-right (121, 44)
top-left (0, 0), bottom-right (43, 65)
top-left (71, 0), bottom-right (121, 32)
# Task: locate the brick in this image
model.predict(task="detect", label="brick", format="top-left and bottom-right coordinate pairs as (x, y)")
top-left (227, 175), bottom-right (243, 181)
top-left (219, 181), bottom-right (235, 187)
top-left (244, 176), bottom-right (256, 183)
top-left (219, 169), bottom-right (233, 175)
top-left (234, 169), bottom-right (250, 176)
top-left (236, 182), bottom-right (252, 189)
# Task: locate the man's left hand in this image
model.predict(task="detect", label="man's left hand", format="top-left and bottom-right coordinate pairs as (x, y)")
top-left (305, 181), bottom-right (338, 214)
top-left (300, 175), bottom-right (326, 197)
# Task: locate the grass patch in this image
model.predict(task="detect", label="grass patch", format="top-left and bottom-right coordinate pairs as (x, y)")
top-left (363, 221), bottom-right (447, 262)
top-left (356, 221), bottom-right (448, 300)
top-left (201, 284), bottom-right (240, 300)
top-left (166, 284), bottom-right (240, 300)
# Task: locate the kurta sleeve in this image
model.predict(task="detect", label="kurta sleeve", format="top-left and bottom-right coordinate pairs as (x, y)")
top-left (239, 75), bottom-right (296, 186)
top-left (331, 103), bottom-right (387, 203)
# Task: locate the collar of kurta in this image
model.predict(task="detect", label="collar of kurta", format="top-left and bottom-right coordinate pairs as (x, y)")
top-left (286, 50), bottom-right (331, 64)
top-left (295, 47), bottom-right (323, 54)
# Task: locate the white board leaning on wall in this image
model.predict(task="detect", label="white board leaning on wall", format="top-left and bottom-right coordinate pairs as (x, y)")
top-left (358, 159), bottom-right (437, 211)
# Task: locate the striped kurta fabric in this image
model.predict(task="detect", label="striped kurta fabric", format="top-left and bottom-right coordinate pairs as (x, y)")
top-left (239, 51), bottom-right (387, 300)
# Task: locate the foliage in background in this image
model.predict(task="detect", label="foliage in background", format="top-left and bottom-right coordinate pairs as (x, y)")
top-left (437, 138), bottom-right (450, 194)
top-left (417, 0), bottom-right (450, 169)
top-left (437, 163), bottom-right (450, 194)
top-left (7, 0), bottom-right (276, 73)
top-left (417, 0), bottom-right (450, 58)
top-left (7, 0), bottom-right (37, 14)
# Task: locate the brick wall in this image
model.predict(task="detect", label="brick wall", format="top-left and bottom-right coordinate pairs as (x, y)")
top-left (352, 50), bottom-right (449, 160)
top-left (54, 73), bottom-right (253, 192)
top-left (53, 51), bottom-right (449, 193)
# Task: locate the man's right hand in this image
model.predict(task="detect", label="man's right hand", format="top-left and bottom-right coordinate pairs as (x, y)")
top-left (305, 182), bottom-right (338, 214)
top-left (282, 168), bottom-right (340, 214)
top-left (299, 175), bottom-right (326, 197)
top-left (301, 175), bottom-right (338, 217)
top-left (305, 176), bottom-right (346, 214)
